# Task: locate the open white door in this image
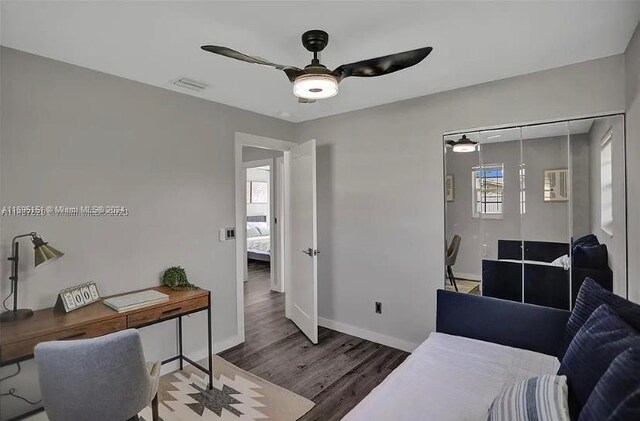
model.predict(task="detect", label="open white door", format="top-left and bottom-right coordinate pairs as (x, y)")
top-left (285, 139), bottom-right (318, 343)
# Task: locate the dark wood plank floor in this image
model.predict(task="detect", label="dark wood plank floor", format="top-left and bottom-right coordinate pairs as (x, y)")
top-left (220, 261), bottom-right (410, 420)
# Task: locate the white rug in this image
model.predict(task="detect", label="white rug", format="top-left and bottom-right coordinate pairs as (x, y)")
top-left (27, 355), bottom-right (314, 421)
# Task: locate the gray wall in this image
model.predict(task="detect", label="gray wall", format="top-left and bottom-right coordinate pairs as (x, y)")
top-left (242, 146), bottom-right (283, 163)
top-left (445, 148), bottom-right (482, 277)
top-left (571, 134), bottom-right (592, 239)
top-left (295, 54), bottom-right (625, 350)
top-left (0, 47), bottom-right (293, 420)
top-left (446, 135), bottom-right (589, 279)
top-left (625, 24), bottom-right (640, 304)
top-left (246, 166), bottom-right (271, 219)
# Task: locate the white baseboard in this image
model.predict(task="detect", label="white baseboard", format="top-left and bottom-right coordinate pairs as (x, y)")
top-left (160, 334), bottom-right (243, 375)
top-left (452, 272), bottom-right (481, 281)
top-left (318, 317), bottom-right (418, 353)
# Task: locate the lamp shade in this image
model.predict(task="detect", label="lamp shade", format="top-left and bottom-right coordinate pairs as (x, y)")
top-left (32, 236), bottom-right (64, 267)
top-left (452, 135), bottom-right (477, 153)
top-left (293, 74), bottom-right (338, 100)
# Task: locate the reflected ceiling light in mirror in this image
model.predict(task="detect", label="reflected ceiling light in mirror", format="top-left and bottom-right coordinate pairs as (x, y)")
top-left (447, 134), bottom-right (478, 153)
top-left (485, 134), bottom-right (502, 140)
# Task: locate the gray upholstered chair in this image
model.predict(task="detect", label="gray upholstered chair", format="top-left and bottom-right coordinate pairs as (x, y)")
top-left (34, 329), bottom-right (160, 421)
top-left (446, 235), bottom-right (462, 292)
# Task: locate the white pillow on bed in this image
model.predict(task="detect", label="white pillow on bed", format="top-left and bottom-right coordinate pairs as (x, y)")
top-left (246, 224), bottom-right (261, 238)
top-left (487, 375), bottom-right (570, 421)
top-left (551, 254), bottom-right (571, 270)
top-left (255, 222), bottom-right (270, 236)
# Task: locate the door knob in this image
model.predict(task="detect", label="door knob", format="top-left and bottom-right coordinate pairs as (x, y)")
top-left (302, 248), bottom-right (319, 257)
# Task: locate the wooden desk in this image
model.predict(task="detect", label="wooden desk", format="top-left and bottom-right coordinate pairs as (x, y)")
top-left (0, 286), bottom-right (213, 390)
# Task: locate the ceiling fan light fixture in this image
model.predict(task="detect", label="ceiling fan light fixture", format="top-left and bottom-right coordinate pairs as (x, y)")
top-left (293, 74), bottom-right (338, 100)
top-left (452, 135), bottom-right (478, 153)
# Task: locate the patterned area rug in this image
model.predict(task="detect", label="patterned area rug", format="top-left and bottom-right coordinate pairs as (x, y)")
top-left (139, 355), bottom-right (314, 421)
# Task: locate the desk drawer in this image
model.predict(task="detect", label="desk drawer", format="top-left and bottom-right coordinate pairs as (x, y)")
top-left (1, 316), bottom-right (126, 363)
top-left (127, 296), bottom-right (208, 328)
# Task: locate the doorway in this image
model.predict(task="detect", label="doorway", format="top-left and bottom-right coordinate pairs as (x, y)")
top-left (234, 133), bottom-right (319, 345)
top-left (243, 157), bottom-right (280, 292)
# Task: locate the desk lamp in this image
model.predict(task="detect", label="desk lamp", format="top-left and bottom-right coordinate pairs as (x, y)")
top-left (1, 232), bottom-right (63, 322)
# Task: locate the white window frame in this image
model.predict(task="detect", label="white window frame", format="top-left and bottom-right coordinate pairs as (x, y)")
top-left (472, 163), bottom-right (504, 220)
top-left (519, 165), bottom-right (526, 215)
top-left (600, 129), bottom-right (614, 236)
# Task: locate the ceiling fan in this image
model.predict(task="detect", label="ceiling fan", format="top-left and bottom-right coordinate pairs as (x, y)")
top-left (201, 30), bottom-right (432, 103)
top-left (447, 135), bottom-right (478, 153)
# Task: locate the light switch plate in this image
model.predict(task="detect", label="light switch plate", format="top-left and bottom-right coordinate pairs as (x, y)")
top-left (219, 227), bottom-right (236, 241)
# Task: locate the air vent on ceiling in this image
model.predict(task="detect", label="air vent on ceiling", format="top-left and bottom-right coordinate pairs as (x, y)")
top-left (172, 77), bottom-right (209, 92)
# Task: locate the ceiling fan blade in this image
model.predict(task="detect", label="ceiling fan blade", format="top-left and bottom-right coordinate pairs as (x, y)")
top-left (298, 97), bottom-right (317, 104)
top-left (201, 45), bottom-right (303, 82)
top-left (333, 47), bottom-right (432, 81)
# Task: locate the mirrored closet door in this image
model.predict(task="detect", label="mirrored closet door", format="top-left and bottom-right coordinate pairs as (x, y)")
top-left (444, 115), bottom-right (627, 310)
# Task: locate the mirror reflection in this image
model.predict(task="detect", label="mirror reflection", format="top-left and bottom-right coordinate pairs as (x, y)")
top-left (444, 115), bottom-right (627, 310)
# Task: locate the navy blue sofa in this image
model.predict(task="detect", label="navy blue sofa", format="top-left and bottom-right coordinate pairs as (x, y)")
top-left (436, 289), bottom-right (570, 356)
top-left (482, 240), bottom-right (613, 310)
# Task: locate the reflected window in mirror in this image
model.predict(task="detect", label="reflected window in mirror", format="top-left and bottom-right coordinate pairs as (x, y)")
top-left (543, 169), bottom-right (569, 202)
top-left (472, 164), bottom-right (504, 218)
top-left (600, 129), bottom-right (613, 235)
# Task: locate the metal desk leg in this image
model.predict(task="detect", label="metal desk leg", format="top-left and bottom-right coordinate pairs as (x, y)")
top-left (207, 292), bottom-right (213, 390)
top-left (178, 315), bottom-right (184, 370)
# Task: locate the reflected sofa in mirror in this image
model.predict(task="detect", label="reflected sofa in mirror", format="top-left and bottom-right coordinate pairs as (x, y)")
top-left (443, 115), bottom-right (627, 310)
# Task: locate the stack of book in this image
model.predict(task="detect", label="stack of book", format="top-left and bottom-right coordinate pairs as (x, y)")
top-left (103, 290), bottom-right (169, 313)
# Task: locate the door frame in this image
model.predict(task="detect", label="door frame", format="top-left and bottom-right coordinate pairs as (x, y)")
top-left (235, 132), bottom-right (298, 343)
top-left (275, 156), bottom-right (286, 294)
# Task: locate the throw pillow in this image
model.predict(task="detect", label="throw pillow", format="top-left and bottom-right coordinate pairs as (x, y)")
top-left (558, 304), bottom-right (640, 417)
top-left (558, 278), bottom-right (640, 359)
top-left (573, 244), bottom-right (608, 269)
top-left (487, 375), bottom-right (570, 421)
top-left (579, 348), bottom-right (640, 421)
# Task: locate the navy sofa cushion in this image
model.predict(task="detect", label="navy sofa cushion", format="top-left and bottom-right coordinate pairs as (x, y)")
top-left (573, 244), bottom-right (608, 269)
top-left (579, 348), bottom-right (640, 421)
top-left (558, 305), bottom-right (640, 418)
top-left (572, 234), bottom-right (599, 250)
top-left (559, 278), bottom-right (640, 359)
top-left (606, 390), bottom-right (640, 421)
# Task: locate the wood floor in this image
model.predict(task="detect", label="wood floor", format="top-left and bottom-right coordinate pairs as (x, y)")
top-left (445, 278), bottom-right (481, 294)
top-left (220, 261), bottom-right (410, 420)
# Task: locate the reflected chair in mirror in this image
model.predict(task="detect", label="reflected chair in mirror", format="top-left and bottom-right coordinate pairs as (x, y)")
top-left (34, 329), bottom-right (160, 421)
top-left (446, 235), bottom-right (462, 292)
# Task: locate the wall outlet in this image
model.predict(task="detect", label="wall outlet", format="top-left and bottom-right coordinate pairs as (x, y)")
top-left (219, 227), bottom-right (235, 241)
top-left (375, 302), bottom-right (382, 314)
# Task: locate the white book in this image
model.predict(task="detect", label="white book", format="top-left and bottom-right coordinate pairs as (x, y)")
top-left (106, 298), bottom-right (169, 313)
top-left (103, 290), bottom-right (169, 313)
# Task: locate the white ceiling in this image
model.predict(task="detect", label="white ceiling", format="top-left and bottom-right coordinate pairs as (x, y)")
top-left (2, 1), bottom-right (639, 123)
top-left (444, 119), bottom-right (595, 144)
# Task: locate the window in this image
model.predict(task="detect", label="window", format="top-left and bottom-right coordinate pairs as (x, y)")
top-left (600, 130), bottom-right (613, 235)
top-left (543, 169), bottom-right (569, 202)
top-left (472, 164), bottom-right (504, 218)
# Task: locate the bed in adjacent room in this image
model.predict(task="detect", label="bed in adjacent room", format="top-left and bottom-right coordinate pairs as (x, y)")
top-left (247, 216), bottom-right (270, 262)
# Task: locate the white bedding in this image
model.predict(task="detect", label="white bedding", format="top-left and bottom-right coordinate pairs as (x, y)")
top-left (342, 332), bottom-right (560, 421)
top-left (498, 258), bottom-right (567, 268)
top-left (247, 235), bottom-right (270, 255)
